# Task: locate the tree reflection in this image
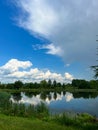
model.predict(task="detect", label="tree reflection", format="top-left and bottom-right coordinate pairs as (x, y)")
top-left (54, 92), bottom-right (57, 100)
top-left (12, 93), bottom-right (21, 101)
top-left (47, 93), bottom-right (52, 101)
top-left (73, 92), bottom-right (98, 99)
top-left (25, 91), bottom-right (40, 97)
top-left (40, 92), bottom-right (47, 100)
top-left (11, 91), bottom-right (98, 104)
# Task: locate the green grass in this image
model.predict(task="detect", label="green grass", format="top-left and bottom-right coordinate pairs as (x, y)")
top-left (52, 113), bottom-right (98, 130)
top-left (0, 113), bottom-right (98, 130)
top-left (0, 114), bottom-right (79, 130)
top-left (0, 88), bottom-right (97, 93)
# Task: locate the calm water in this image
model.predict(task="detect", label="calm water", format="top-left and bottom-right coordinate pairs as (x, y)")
top-left (10, 91), bottom-right (98, 117)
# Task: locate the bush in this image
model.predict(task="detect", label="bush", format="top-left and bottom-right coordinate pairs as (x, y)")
top-left (0, 95), bottom-right (49, 119)
top-left (0, 92), bottom-right (11, 110)
top-left (53, 113), bottom-right (77, 126)
top-left (52, 112), bottom-right (98, 130)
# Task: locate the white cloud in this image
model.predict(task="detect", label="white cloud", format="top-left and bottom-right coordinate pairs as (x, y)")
top-left (0, 59), bottom-right (74, 83)
top-left (43, 44), bottom-right (63, 56)
top-left (12, 0), bottom-right (98, 66)
top-left (32, 43), bottom-right (63, 56)
top-left (0, 59), bottom-right (32, 74)
top-left (65, 72), bottom-right (74, 81)
top-left (13, 0), bottom-right (58, 36)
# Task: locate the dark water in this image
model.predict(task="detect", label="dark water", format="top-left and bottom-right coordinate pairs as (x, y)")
top-left (10, 91), bottom-right (98, 117)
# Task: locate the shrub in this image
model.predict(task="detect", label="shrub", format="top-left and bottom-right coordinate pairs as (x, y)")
top-left (0, 92), bottom-right (11, 111)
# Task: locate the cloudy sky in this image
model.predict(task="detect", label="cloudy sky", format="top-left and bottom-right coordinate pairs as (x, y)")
top-left (0, 0), bottom-right (98, 83)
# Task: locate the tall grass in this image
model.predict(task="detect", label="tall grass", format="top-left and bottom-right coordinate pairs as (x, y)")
top-left (0, 92), bottom-right (49, 118)
top-left (52, 113), bottom-right (98, 130)
top-left (3, 102), bottom-right (49, 118)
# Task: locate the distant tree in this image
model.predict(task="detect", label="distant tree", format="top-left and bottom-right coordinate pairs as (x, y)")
top-left (14, 80), bottom-right (23, 89)
top-left (40, 80), bottom-right (47, 88)
top-left (24, 82), bottom-right (34, 89)
top-left (57, 82), bottom-right (62, 88)
top-left (0, 84), bottom-right (6, 89)
top-left (47, 79), bottom-right (52, 88)
top-left (72, 79), bottom-right (79, 88)
top-left (89, 80), bottom-right (98, 89)
top-left (33, 82), bottom-right (39, 88)
top-left (6, 83), bottom-right (14, 89)
top-left (72, 79), bottom-right (90, 89)
top-left (53, 80), bottom-right (57, 88)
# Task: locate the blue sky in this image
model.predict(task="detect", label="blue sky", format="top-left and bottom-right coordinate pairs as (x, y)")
top-left (0, 0), bottom-right (98, 83)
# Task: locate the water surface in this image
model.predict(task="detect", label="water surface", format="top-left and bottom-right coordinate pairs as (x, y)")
top-left (10, 91), bottom-right (98, 117)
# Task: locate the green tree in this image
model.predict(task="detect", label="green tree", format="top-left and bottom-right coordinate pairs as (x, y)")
top-left (47, 79), bottom-right (52, 88)
top-left (89, 80), bottom-right (98, 89)
top-left (40, 80), bottom-right (47, 88)
top-left (14, 80), bottom-right (23, 89)
top-left (91, 37), bottom-right (98, 78)
top-left (6, 83), bottom-right (14, 89)
top-left (53, 80), bottom-right (57, 88)
top-left (91, 65), bottom-right (98, 78)
top-left (72, 79), bottom-right (90, 89)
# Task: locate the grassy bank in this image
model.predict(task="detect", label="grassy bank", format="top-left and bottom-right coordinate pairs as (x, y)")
top-left (0, 88), bottom-right (97, 93)
top-left (0, 114), bottom-right (79, 130)
top-left (0, 113), bottom-right (98, 130)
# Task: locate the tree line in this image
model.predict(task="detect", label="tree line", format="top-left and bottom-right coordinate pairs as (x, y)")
top-left (0, 79), bottom-right (98, 90)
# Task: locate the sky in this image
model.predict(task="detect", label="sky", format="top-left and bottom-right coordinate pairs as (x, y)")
top-left (0, 0), bottom-right (98, 83)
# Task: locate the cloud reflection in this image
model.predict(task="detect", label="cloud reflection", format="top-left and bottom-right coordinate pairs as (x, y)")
top-left (65, 92), bottom-right (73, 102)
top-left (11, 92), bottom-right (74, 105)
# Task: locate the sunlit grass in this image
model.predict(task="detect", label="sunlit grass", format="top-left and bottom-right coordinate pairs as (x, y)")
top-left (52, 113), bottom-right (98, 130)
top-left (0, 114), bottom-right (79, 130)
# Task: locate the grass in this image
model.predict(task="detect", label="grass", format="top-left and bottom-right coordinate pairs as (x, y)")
top-left (52, 113), bottom-right (98, 130)
top-left (0, 88), bottom-right (97, 93)
top-left (0, 114), bottom-right (79, 130)
top-left (0, 113), bottom-right (98, 130)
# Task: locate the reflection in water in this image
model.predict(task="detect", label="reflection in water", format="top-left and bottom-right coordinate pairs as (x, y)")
top-left (65, 92), bottom-right (73, 102)
top-left (11, 93), bottom-right (21, 102)
top-left (11, 92), bottom-right (73, 105)
top-left (11, 92), bottom-right (42, 105)
top-left (10, 91), bottom-right (98, 117)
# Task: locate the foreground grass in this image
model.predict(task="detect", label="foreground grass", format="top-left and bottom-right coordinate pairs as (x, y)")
top-left (0, 114), bottom-right (80, 130)
top-left (0, 113), bottom-right (98, 130)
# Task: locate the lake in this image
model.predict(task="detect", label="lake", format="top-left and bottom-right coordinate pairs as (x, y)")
top-left (10, 91), bottom-right (98, 117)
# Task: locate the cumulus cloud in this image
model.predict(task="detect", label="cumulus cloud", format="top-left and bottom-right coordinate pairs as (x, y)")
top-left (65, 73), bottom-right (74, 81)
top-left (0, 59), bottom-right (32, 74)
top-left (12, 0), bottom-right (98, 66)
top-left (0, 59), bottom-right (73, 83)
